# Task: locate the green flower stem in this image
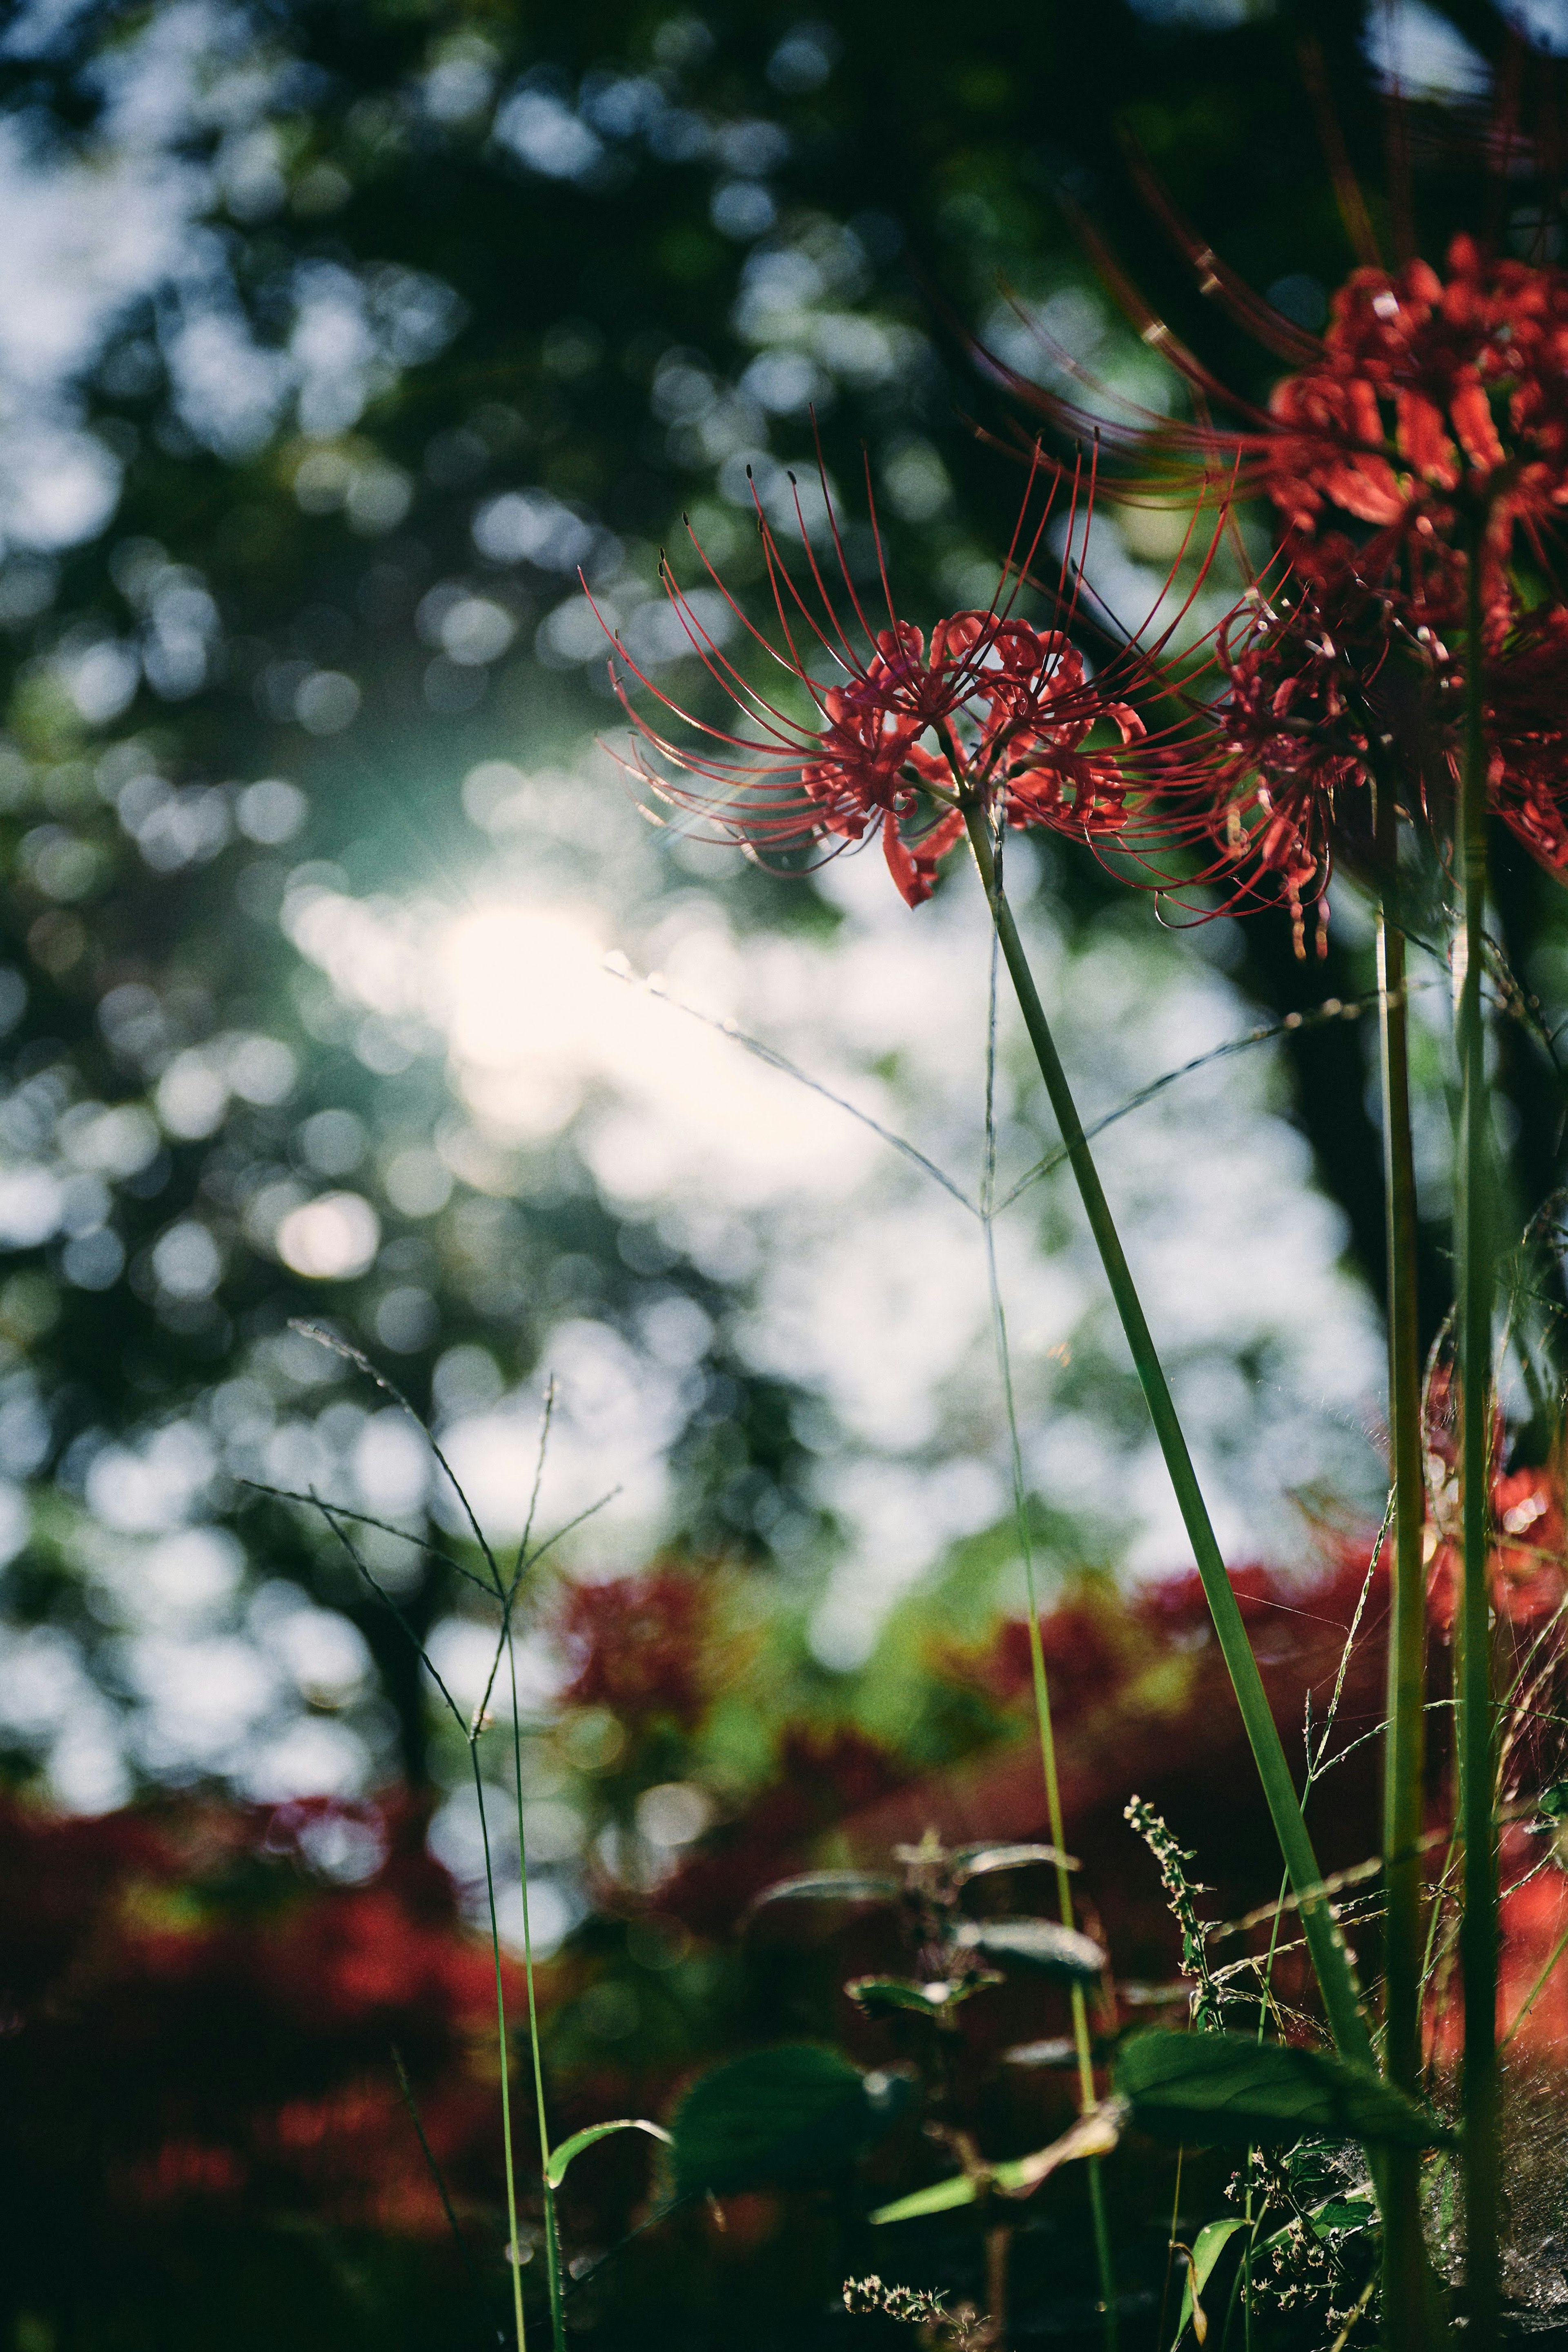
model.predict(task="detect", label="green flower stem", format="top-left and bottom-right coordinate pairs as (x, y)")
top-left (1376, 883), bottom-right (1436, 2349)
top-left (1457, 531), bottom-right (1500, 2342)
top-left (962, 804), bottom-right (1373, 2071)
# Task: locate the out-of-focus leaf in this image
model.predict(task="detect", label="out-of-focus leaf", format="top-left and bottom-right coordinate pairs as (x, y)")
top-left (1174, 2218), bottom-right (1247, 2346)
top-left (870, 2102), bottom-right (1124, 2225)
top-left (1114, 2031), bottom-right (1453, 2149)
top-left (870, 2171), bottom-right (982, 2224)
top-left (1118, 1981), bottom-right (1191, 2009)
top-left (669, 2044), bottom-right (910, 2196)
top-left (846, 1973), bottom-right (1000, 2016)
top-left (953, 1918), bottom-right (1105, 1981)
top-left (1002, 2037), bottom-right (1080, 2069)
top-left (546, 2118), bottom-right (671, 2188)
top-left (748, 1871), bottom-right (900, 1912)
top-left (953, 1841), bottom-right (1077, 1879)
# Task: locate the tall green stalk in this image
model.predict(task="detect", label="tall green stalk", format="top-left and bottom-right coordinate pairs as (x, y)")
top-left (1376, 875), bottom-right (1433, 2348)
top-left (962, 804), bottom-right (1373, 2071)
top-left (1456, 527), bottom-right (1500, 2341)
top-left (982, 910), bottom-right (1118, 2350)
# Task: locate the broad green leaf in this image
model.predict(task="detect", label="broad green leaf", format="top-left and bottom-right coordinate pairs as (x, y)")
top-left (748, 1870), bottom-right (900, 1911)
top-left (1114, 2031), bottom-right (1452, 2150)
top-left (546, 2118), bottom-right (672, 2189)
top-left (870, 2103), bottom-right (1123, 2226)
top-left (953, 1918), bottom-right (1105, 1981)
top-left (953, 1841), bottom-right (1077, 1880)
top-left (1174, 2218), bottom-right (1247, 2346)
top-left (846, 1973), bottom-right (1000, 2017)
top-left (669, 2044), bottom-right (910, 2196)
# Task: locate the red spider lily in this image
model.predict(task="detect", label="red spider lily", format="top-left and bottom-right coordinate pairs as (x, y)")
top-left (1187, 550), bottom-right (1401, 952)
top-left (1262, 236), bottom-right (1568, 626)
top-left (595, 454), bottom-right (1218, 908)
top-left (984, 216), bottom-right (1568, 611)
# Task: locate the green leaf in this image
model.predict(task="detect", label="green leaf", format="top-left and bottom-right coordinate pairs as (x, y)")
top-left (1174, 2218), bottom-right (1247, 2347)
top-left (1114, 2032), bottom-right (1453, 2150)
top-left (846, 1973), bottom-right (1000, 2017)
top-left (953, 1918), bottom-right (1105, 1981)
top-left (668, 2044), bottom-right (910, 2196)
top-left (1310, 2196), bottom-right (1378, 2237)
top-left (1536, 1782), bottom-right (1568, 1821)
top-left (545, 2118), bottom-right (672, 2189)
top-left (748, 1870), bottom-right (900, 1911)
top-left (953, 1841), bottom-right (1077, 1880)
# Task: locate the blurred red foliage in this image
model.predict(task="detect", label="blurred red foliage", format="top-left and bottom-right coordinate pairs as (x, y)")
top-left (0, 1791), bottom-right (514, 2242)
top-left (556, 1564), bottom-right (713, 1727)
top-left (1427, 1461), bottom-right (1568, 1630)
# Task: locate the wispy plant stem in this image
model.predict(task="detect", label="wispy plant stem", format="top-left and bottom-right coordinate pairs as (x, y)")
top-left (981, 909), bottom-right (1118, 2352)
top-left (962, 805), bottom-right (1372, 2071)
top-left (472, 1744), bottom-right (528, 2352)
top-left (1457, 524), bottom-right (1500, 2341)
top-left (1376, 832), bottom-right (1433, 2344)
top-left (510, 1636), bottom-right (567, 2352)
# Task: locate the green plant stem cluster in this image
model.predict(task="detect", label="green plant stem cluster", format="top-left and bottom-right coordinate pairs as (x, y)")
top-left (960, 521), bottom-right (1508, 2337)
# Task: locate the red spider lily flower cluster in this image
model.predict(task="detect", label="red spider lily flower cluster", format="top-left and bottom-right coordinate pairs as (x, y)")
top-left (1213, 239), bottom-right (1568, 925)
top-left (990, 216), bottom-right (1568, 939)
top-left (1182, 239), bottom-right (1568, 941)
top-left (607, 219), bottom-right (1568, 938)
top-left (1249, 239), bottom-right (1568, 919)
top-left (600, 461), bottom-right (1205, 909)
top-left (1190, 550), bottom-right (1403, 951)
top-left (1265, 237), bottom-right (1568, 599)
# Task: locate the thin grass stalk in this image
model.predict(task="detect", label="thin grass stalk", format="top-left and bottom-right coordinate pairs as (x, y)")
top-left (1456, 524), bottom-right (1500, 2341)
top-left (1376, 869), bottom-right (1433, 2347)
top-left (509, 1637), bottom-right (567, 2352)
top-left (962, 803), bottom-right (1373, 2069)
top-left (472, 1745), bottom-right (529, 2352)
top-left (981, 905), bottom-right (1118, 2352)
